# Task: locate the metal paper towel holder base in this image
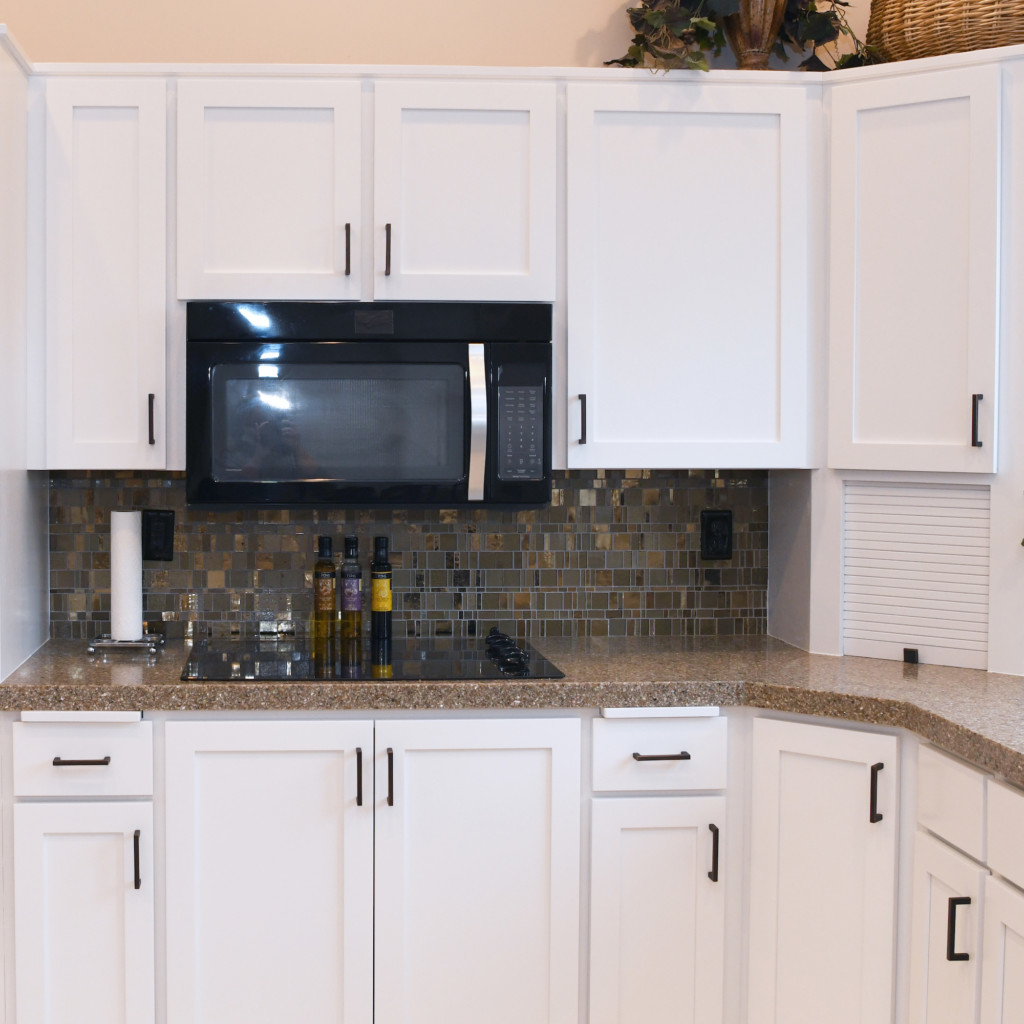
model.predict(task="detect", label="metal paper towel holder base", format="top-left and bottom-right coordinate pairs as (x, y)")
top-left (86, 633), bottom-right (165, 656)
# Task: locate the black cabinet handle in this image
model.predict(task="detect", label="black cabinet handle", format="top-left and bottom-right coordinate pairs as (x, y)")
top-left (344, 223), bottom-right (351, 277)
top-left (148, 393), bottom-right (155, 445)
top-left (385, 223), bottom-right (392, 276)
top-left (387, 747), bottom-right (394, 806)
top-left (632, 751), bottom-right (691, 762)
top-left (133, 830), bottom-right (141, 890)
top-left (356, 746), bottom-right (363, 806)
top-left (869, 762), bottom-right (884, 823)
top-left (579, 394), bottom-right (587, 445)
top-left (946, 896), bottom-right (971, 961)
top-left (708, 823), bottom-right (720, 882)
top-left (971, 394), bottom-right (984, 448)
top-left (52, 756), bottom-right (111, 767)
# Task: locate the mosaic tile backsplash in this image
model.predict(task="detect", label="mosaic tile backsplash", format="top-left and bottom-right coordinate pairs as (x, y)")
top-left (49, 470), bottom-right (769, 640)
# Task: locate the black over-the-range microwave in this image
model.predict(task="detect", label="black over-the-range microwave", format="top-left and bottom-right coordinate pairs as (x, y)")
top-left (185, 301), bottom-right (553, 507)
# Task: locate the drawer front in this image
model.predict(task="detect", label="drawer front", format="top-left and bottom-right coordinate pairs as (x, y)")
top-left (592, 716), bottom-right (727, 792)
top-left (917, 744), bottom-right (987, 862)
top-left (987, 779), bottom-right (1024, 890)
top-left (13, 721), bottom-right (154, 797)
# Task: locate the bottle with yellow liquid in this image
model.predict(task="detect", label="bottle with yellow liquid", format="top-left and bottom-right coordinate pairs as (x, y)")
top-left (370, 535), bottom-right (392, 641)
top-left (339, 535), bottom-right (363, 638)
top-left (371, 637), bottom-right (393, 680)
top-left (312, 535), bottom-right (336, 675)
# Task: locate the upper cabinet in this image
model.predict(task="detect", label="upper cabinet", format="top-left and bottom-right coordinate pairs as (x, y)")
top-left (566, 82), bottom-right (815, 470)
top-left (44, 77), bottom-right (167, 470)
top-left (373, 81), bottom-right (556, 301)
top-left (176, 78), bottom-right (556, 302)
top-left (828, 66), bottom-right (1001, 473)
top-left (176, 78), bottom-right (363, 300)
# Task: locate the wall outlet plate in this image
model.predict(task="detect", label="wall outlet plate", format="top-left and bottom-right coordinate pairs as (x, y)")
top-left (141, 509), bottom-right (175, 561)
top-left (700, 509), bottom-right (733, 560)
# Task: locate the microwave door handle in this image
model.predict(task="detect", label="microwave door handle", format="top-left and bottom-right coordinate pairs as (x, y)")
top-left (468, 343), bottom-right (487, 501)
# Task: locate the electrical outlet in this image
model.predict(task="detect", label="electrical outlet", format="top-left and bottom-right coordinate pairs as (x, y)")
top-left (700, 509), bottom-right (733, 560)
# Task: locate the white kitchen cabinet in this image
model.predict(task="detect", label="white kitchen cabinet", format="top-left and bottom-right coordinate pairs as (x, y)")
top-left (979, 875), bottom-right (1024, 1024)
top-left (164, 720), bottom-right (374, 1024)
top-left (908, 830), bottom-right (987, 1024)
top-left (13, 801), bottom-right (155, 1024)
top-left (747, 717), bottom-right (899, 1024)
top-left (44, 77), bottom-right (167, 469)
top-left (372, 80), bottom-right (555, 300)
top-left (828, 65), bottom-right (1000, 473)
top-left (176, 78), bottom-right (363, 300)
top-left (373, 717), bottom-right (580, 1024)
top-left (566, 81), bottom-right (814, 469)
top-left (589, 795), bottom-right (726, 1024)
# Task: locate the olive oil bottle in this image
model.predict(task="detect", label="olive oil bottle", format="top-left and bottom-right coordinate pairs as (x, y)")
top-left (339, 535), bottom-right (363, 638)
top-left (312, 535), bottom-right (336, 646)
top-left (370, 535), bottom-right (392, 641)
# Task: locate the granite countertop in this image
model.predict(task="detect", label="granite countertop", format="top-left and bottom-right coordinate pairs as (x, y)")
top-left (4, 636), bottom-right (1024, 786)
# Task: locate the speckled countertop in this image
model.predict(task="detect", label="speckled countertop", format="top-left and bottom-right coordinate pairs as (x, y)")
top-left (4, 636), bottom-right (1024, 786)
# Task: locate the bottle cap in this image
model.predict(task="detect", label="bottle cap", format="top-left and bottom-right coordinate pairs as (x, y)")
top-left (374, 536), bottom-right (389, 561)
top-left (317, 535), bottom-right (333, 559)
top-left (344, 535), bottom-right (359, 559)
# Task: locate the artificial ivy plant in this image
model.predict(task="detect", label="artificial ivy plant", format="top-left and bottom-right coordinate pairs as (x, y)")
top-left (607, 0), bottom-right (878, 72)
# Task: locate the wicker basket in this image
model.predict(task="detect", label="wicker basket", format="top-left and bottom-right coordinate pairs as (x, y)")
top-left (867, 0), bottom-right (1024, 61)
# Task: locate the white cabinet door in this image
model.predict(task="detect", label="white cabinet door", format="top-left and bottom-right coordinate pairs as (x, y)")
top-left (374, 718), bottom-right (580, 1024)
top-left (45, 78), bottom-right (167, 469)
top-left (908, 830), bottom-right (987, 1024)
top-left (164, 720), bottom-right (373, 1024)
top-left (747, 718), bottom-right (899, 1024)
top-left (177, 79), bottom-right (363, 299)
top-left (14, 801), bottom-right (155, 1024)
top-left (373, 81), bottom-right (555, 300)
top-left (589, 796), bottom-right (726, 1024)
top-left (828, 66), bottom-right (1000, 472)
top-left (980, 875), bottom-right (1024, 1024)
top-left (566, 82), bottom-right (813, 469)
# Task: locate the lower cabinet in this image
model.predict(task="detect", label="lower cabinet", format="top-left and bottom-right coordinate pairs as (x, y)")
top-left (13, 801), bottom-right (155, 1024)
top-left (979, 876), bottom-right (1024, 1024)
top-left (747, 718), bottom-right (899, 1024)
top-left (589, 795), bottom-right (726, 1024)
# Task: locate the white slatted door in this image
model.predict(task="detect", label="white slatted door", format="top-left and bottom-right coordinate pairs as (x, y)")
top-left (843, 481), bottom-right (990, 668)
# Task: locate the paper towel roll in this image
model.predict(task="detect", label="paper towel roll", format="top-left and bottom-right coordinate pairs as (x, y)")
top-left (110, 511), bottom-right (143, 641)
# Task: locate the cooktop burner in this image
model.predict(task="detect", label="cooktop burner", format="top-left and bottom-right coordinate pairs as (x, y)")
top-left (181, 630), bottom-right (564, 683)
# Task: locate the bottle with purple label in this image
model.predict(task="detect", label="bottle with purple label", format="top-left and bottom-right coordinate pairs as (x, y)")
top-left (339, 535), bottom-right (363, 638)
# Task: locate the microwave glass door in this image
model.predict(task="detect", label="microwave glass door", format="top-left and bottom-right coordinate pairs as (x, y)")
top-left (209, 362), bottom-right (466, 484)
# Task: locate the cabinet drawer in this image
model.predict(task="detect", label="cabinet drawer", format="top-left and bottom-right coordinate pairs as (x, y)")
top-left (987, 779), bottom-right (1024, 890)
top-left (13, 721), bottom-right (153, 797)
top-left (592, 716), bottom-right (727, 792)
top-left (917, 744), bottom-right (987, 862)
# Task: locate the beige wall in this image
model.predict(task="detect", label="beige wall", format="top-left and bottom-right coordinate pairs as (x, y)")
top-left (0, 0), bottom-right (870, 66)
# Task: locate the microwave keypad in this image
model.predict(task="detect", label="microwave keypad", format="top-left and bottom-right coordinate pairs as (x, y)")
top-left (497, 386), bottom-right (544, 481)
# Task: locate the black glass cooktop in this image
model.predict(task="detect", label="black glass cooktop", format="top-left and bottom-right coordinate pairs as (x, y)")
top-left (181, 634), bottom-right (565, 682)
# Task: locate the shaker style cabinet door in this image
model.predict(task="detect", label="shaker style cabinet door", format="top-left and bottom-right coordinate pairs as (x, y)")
top-left (566, 82), bottom-right (814, 469)
top-left (979, 875), bottom-right (1024, 1024)
top-left (373, 718), bottom-right (581, 1024)
top-left (14, 801), bottom-right (155, 1024)
top-left (372, 80), bottom-right (556, 301)
top-left (747, 718), bottom-right (899, 1024)
top-left (176, 78), bottom-right (363, 299)
top-left (45, 78), bottom-right (167, 469)
top-left (908, 831), bottom-right (987, 1024)
top-left (589, 796), bottom-right (726, 1024)
top-left (828, 66), bottom-right (1000, 472)
top-left (164, 720), bottom-right (374, 1024)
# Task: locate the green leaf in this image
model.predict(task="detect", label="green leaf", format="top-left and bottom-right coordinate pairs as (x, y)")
top-left (691, 16), bottom-right (716, 31)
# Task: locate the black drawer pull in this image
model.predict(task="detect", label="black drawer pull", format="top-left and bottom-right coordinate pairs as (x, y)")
top-left (971, 394), bottom-right (983, 448)
top-left (385, 223), bottom-right (392, 276)
top-left (708, 823), bottom-right (720, 882)
top-left (356, 746), bottom-right (363, 806)
top-left (387, 747), bottom-right (394, 806)
top-left (344, 223), bottom-right (351, 276)
top-left (52, 756), bottom-right (111, 767)
top-left (869, 762), bottom-right (884, 823)
top-left (148, 393), bottom-right (156, 445)
top-left (632, 751), bottom-right (691, 762)
top-left (947, 896), bottom-right (971, 961)
top-left (133, 830), bottom-right (141, 890)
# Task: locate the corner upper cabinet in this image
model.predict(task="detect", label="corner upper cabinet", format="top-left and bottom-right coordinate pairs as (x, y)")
top-left (176, 79), bottom-right (363, 299)
top-left (45, 78), bottom-right (167, 469)
top-left (372, 80), bottom-right (556, 300)
top-left (566, 82), bottom-right (814, 469)
top-left (828, 66), bottom-right (1000, 472)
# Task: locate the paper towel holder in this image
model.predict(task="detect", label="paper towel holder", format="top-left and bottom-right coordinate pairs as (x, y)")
top-left (87, 633), bottom-right (165, 655)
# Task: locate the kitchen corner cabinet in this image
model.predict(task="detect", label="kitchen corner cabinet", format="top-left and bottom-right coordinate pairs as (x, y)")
top-left (747, 717), bottom-right (899, 1024)
top-left (828, 65), bottom-right (1000, 473)
top-left (566, 82), bottom-right (814, 469)
top-left (979, 876), bottom-right (1024, 1024)
top-left (13, 801), bottom-right (155, 1024)
top-left (44, 78), bottom-right (167, 469)
top-left (373, 718), bottom-right (581, 1024)
top-left (372, 81), bottom-right (556, 301)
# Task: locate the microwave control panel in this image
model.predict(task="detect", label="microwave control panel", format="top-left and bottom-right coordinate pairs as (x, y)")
top-left (497, 386), bottom-right (544, 481)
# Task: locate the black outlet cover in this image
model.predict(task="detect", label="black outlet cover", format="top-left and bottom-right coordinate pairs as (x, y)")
top-left (142, 509), bottom-right (175, 561)
top-left (700, 509), bottom-right (733, 560)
